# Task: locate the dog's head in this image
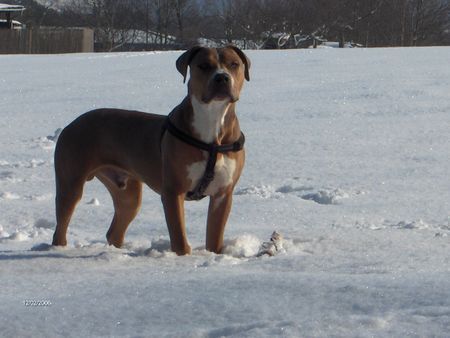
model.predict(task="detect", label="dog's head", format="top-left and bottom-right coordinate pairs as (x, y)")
top-left (176, 45), bottom-right (250, 104)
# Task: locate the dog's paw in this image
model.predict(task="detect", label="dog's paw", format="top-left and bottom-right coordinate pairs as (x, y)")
top-left (173, 243), bottom-right (192, 256)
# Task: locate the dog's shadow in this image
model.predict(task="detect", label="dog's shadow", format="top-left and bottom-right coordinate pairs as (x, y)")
top-left (0, 239), bottom-right (223, 262)
top-left (0, 240), bottom-right (168, 261)
top-left (0, 247), bottom-right (109, 261)
top-left (0, 235), bottom-right (308, 262)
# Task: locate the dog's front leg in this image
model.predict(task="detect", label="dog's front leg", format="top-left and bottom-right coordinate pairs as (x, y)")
top-left (161, 190), bottom-right (191, 255)
top-left (206, 193), bottom-right (233, 254)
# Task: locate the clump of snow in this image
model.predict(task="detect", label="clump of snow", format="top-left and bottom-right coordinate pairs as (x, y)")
top-left (0, 171), bottom-right (21, 183)
top-left (31, 128), bottom-right (62, 151)
top-left (148, 237), bottom-right (172, 252)
top-left (0, 224), bottom-right (10, 238)
top-left (434, 232), bottom-right (448, 238)
top-left (301, 188), bottom-right (350, 205)
top-left (281, 238), bottom-right (308, 255)
top-left (7, 230), bottom-right (29, 241)
top-left (26, 159), bottom-right (46, 168)
top-left (394, 219), bottom-right (430, 230)
top-left (47, 128), bottom-right (63, 142)
top-left (223, 234), bottom-right (261, 257)
top-left (136, 238), bottom-right (177, 258)
top-left (237, 182), bottom-right (362, 205)
top-left (234, 185), bottom-right (278, 198)
top-left (0, 191), bottom-right (20, 200)
top-left (25, 193), bottom-right (53, 201)
top-left (275, 184), bottom-right (314, 194)
top-left (0, 224), bottom-right (52, 242)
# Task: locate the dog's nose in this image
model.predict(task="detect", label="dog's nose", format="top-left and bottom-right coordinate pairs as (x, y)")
top-left (214, 73), bottom-right (230, 84)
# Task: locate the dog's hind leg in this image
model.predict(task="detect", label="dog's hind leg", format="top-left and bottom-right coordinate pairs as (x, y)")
top-left (96, 169), bottom-right (142, 248)
top-left (52, 175), bottom-right (86, 246)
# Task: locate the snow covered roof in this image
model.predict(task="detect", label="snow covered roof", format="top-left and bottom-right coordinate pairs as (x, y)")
top-left (0, 3), bottom-right (25, 12)
top-left (0, 19), bottom-right (22, 24)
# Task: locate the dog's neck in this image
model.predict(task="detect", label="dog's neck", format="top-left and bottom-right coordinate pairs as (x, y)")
top-left (189, 95), bottom-right (236, 144)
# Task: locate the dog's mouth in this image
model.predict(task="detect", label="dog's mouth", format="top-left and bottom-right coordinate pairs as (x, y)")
top-left (213, 92), bottom-right (234, 101)
top-left (201, 73), bottom-right (240, 103)
top-left (203, 87), bottom-right (238, 103)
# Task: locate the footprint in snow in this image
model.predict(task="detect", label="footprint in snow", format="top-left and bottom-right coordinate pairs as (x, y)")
top-left (0, 191), bottom-right (21, 200)
top-left (31, 128), bottom-right (62, 151)
top-left (47, 128), bottom-right (62, 142)
top-left (0, 171), bottom-right (22, 183)
top-left (235, 181), bottom-right (362, 205)
top-left (300, 189), bottom-right (350, 205)
top-left (24, 194), bottom-right (53, 201)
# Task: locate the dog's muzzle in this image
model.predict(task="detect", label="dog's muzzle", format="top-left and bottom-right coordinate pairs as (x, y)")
top-left (203, 73), bottom-right (237, 102)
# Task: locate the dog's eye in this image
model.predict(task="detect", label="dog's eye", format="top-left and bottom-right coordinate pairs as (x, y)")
top-left (198, 63), bottom-right (212, 71)
top-left (230, 62), bottom-right (239, 69)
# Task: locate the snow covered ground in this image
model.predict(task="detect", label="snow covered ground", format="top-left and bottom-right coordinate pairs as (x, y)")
top-left (1, 47), bottom-right (450, 337)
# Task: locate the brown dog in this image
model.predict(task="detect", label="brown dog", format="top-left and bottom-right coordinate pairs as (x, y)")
top-left (51, 46), bottom-right (250, 255)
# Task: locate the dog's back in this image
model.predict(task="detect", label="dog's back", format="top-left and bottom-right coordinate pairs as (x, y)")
top-left (55, 109), bottom-right (166, 182)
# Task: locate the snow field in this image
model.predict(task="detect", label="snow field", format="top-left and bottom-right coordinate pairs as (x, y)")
top-left (1, 47), bottom-right (450, 337)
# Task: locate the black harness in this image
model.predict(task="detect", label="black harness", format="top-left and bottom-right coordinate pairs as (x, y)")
top-left (164, 117), bottom-right (245, 201)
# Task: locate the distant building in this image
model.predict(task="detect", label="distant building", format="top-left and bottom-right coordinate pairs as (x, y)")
top-left (0, 3), bottom-right (25, 30)
top-left (0, 3), bottom-right (93, 54)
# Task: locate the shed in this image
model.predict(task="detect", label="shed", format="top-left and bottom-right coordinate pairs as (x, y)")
top-left (0, 3), bottom-right (25, 29)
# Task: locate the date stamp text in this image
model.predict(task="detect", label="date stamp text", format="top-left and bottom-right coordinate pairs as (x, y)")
top-left (23, 300), bottom-right (52, 307)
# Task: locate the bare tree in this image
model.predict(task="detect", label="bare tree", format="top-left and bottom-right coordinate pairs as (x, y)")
top-left (54, 0), bottom-right (450, 49)
top-left (151, 0), bottom-right (172, 45)
top-left (411, 0), bottom-right (423, 46)
top-left (411, 0), bottom-right (450, 46)
top-left (173, 0), bottom-right (189, 43)
top-left (65, 0), bottom-right (139, 51)
top-left (371, 0), bottom-right (450, 47)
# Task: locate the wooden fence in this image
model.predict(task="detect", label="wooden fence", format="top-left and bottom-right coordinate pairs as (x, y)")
top-left (0, 28), bottom-right (94, 54)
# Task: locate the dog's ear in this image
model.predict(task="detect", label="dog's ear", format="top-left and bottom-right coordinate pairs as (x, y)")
top-left (228, 46), bottom-right (251, 81)
top-left (176, 46), bottom-right (204, 83)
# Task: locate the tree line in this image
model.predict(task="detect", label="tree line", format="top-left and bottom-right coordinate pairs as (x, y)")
top-left (8, 0), bottom-right (450, 50)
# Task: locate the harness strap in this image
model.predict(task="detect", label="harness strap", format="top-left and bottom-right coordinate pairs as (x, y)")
top-left (164, 117), bottom-right (245, 201)
top-left (164, 118), bottom-right (245, 153)
top-left (187, 148), bottom-right (218, 201)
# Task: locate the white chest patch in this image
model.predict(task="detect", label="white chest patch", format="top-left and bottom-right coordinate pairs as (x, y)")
top-left (187, 155), bottom-right (236, 196)
top-left (191, 96), bottom-right (230, 143)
